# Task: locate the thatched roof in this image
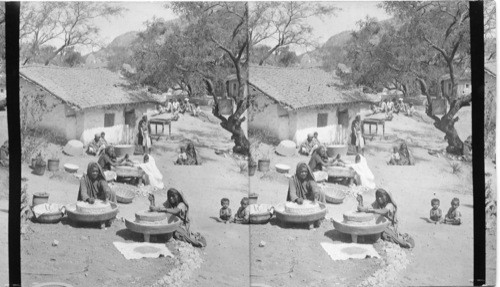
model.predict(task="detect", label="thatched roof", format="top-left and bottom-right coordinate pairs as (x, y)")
top-left (248, 65), bottom-right (375, 110)
top-left (20, 65), bottom-right (158, 110)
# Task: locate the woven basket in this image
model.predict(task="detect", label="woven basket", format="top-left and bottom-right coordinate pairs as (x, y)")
top-left (111, 183), bottom-right (136, 204)
top-left (321, 184), bottom-right (348, 204)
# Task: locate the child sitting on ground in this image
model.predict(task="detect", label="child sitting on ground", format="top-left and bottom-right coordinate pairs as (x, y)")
top-left (176, 147), bottom-right (187, 165)
top-left (443, 197), bottom-right (462, 225)
top-left (219, 198), bottom-right (232, 223)
top-left (429, 198), bottom-right (442, 224)
top-left (388, 146), bottom-right (400, 165)
top-left (233, 197), bottom-right (250, 224)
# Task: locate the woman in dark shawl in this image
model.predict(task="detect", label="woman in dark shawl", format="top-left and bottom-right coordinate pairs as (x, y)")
top-left (185, 142), bottom-right (201, 165)
top-left (398, 141), bottom-right (415, 166)
top-left (357, 188), bottom-right (414, 248)
top-left (149, 188), bottom-right (206, 248)
top-left (287, 162), bottom-right (326, 204)
top-left (78, 162), bottom-right (117, 204)
top-left (308, 146), bottom-right (330, 172)
top-left (98, 146), bottom-right (130, 171)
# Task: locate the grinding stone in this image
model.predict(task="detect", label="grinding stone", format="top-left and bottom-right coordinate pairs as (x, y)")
top-left (135, 210), bottom-right (167, 222)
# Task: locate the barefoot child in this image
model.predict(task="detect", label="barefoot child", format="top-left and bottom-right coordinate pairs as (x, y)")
top-left (443, 198), bottom-right (461, 225)
top-left (219, 198), bottom-right (232, 223)
top-left (176, 147), bottom-right (187, 165)
top-left (388, 146), bottom-right (400, 165)
top-left (233, 197), bottom-right (250, 224)
top-left (429, 198), bottom-right (442, 224)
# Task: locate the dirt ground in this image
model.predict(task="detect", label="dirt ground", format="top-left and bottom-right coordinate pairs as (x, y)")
top-left (14, 106), bottom-right (497, 286)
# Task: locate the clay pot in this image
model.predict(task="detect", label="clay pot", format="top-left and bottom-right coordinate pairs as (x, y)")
top-left (248, 165), bottom-right (257, 176)
top-left (258, 159), bottom-right (270, 172)
top-left (47, 159), bottom-right (60, 172)
top-left (33, 163), bottom-right (46, 176)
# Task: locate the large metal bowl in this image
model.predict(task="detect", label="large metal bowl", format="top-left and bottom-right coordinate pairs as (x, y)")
top-left (274, 202), bottom-right (327, 224)
top-left (66, 202), bottom-right (119, 223)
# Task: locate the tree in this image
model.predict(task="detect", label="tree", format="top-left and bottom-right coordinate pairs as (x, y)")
top-left (130, 2), bottom-right (250, 155)
top-left (249, 2), bottom-right (339, 65)
top-left (20, 2), bottom-right (124, 66)
top-left (62, 47), bottom-right (84, 67)
top-left (380, 1), bottom-right (471, 155)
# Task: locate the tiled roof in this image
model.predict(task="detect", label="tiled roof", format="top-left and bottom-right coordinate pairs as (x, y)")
top-left (485, 62), bottom-right (496, 76)
top-left (248, 65), bottom-right (373, 110)
top-left (20, 65), bottom-right (158, 110)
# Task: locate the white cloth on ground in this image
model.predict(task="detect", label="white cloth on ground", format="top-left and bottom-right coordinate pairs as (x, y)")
top-left (32, 203), bottom-right (64, 218)
top-left (320, 242), bottom-right (380, 260)
top-left (347, 155), bottom-right (376, 189)
top-left (113, 242), bottom-right (174, 260)
top-left (137, 155), bottom-right (164, 189)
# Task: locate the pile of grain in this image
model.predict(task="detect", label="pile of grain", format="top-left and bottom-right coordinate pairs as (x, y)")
top-left (150, 241), bottom-right (203, 287)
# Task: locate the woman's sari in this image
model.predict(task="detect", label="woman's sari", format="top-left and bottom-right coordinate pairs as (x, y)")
top-left (138, 155), bottom-right (164, 189)
top-left (78, 162), bottom-right (117, 203)
top-left (163, 188), bottom-right (206, 248)
top-left (371, 190), bottom-right (414, 248)
top-left (185, 143), bottom-right (201, 165)
top-left (398, 142), bottom-right (415, 165)
top-left (287, 162), bottom-right (326, 203)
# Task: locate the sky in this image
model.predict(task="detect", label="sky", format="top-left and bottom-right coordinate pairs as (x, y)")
top-left (54, 1), bottom-right (391, 55)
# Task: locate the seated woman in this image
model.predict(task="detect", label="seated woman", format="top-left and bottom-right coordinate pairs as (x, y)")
top-left (308, 146), bottom-right (330, 182)
top-left (357, 189), bottom-right (414, 248)
top-left (398, 141), bottom-right (415, 166)
top-left (349, 154), bottom-right (376, 189)
top-left (78, 163), bottom-right (117, 227)
top-left (149, 188), bottom-right (206, 248)
top-left (299, 134), bottom-right (318, 156)
top-left (98, 146), bottom-right (133, 171)
top-left (175, 142), bottom-right (201, 165)
top-left (87, 133), bottom-right (104, 156)
top-left (287, 162), bottom-right (326, 205)
top-left (137, 154), bottom-right (164, 189)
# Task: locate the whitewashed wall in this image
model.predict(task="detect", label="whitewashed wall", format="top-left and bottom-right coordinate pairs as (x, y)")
top-left (80, 104), bottom-right (154, 145)
top-left (21, 79), bottom-right (68, 138)
top-left (248, 94), bottom-right (284, 139)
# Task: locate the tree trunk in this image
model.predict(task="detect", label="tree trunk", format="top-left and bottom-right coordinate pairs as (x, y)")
top-left (204, 79), bottom-right (250, 156)
top-left (417, 77), bottom-right (469, 155)
top-left (44, 45), bottom-right (66, 66)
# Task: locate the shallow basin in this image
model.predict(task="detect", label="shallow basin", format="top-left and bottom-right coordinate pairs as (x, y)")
top-left (66, 202), bottom-right (119, 223)
top-left (249, 204), bottom-right (274, 224)
top-left (332, 215), bottom-right (391, 243)
top-left (125, 214), bottom-right (181, 242)
top-left (274, 202), bottom-right (327, 224)
top-left (275, 164), bottom-right (290, 174)
top-left (63, 163), bottom-right (79, 173)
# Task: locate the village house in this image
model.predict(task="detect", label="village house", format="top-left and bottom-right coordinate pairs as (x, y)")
top-left (245, 65), bottom-right (376, 144)
top-left (440, 72), bottom-right (471, 98)
top-left (20, 65), bottom-right (159, 145)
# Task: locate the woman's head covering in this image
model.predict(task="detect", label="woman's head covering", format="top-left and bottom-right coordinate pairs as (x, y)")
top-left (86, 162), bottom-right (106, 181)
top-left (295, 162), bottom-right (316, 182)
top-left (375, 188), bottom-right (398, 223)
top-left (307, 133), bottom-right (314, 140)
top-left (166, 188), bottom-right (190, 225)
top-left (105, 145), bottom-right (115, 158)
top-left (94, 133), bottom-right (101, 140)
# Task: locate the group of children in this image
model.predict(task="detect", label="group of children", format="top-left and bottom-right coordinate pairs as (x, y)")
top-left (429, 197), bottom-right (462, 225)
top-left (219, 197), bottom-right (250, 224)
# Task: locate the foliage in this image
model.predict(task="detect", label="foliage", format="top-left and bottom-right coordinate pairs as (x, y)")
top-left (248, 2), bottom-right (339, 65)
top-left (341, 1), bottom-right (471, 154)
top-left (20, 2), bottom-right (124, 65)
top-left (20, 92), bottom-right (56, 163)
top-left (485, 180), bottom-right (496, 229)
